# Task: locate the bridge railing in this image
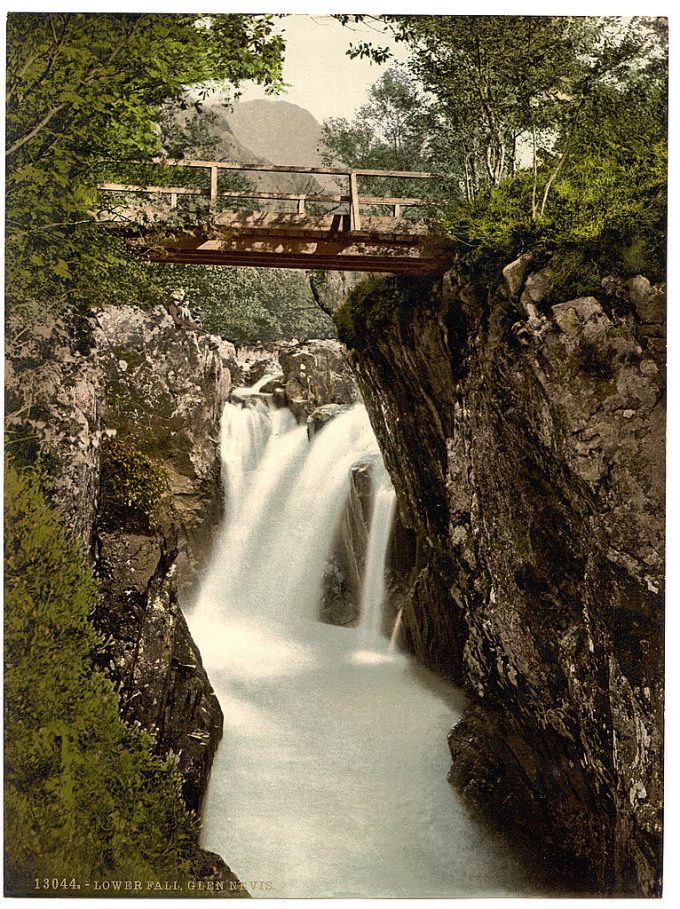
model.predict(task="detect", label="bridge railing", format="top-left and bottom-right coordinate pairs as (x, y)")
top-left (98, 159), bottom-right (445, 231)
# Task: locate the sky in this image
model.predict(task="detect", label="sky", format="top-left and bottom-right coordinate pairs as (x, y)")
top-left (237, 15), bottom-right (411, 124)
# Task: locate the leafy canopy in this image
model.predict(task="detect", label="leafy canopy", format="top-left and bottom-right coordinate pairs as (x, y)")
top-left (5, 13), bottom-right (285, 312)
top-left (148, 264), bottom-right (336, 345)
top-left (327, 15), bottom-right (667, 285)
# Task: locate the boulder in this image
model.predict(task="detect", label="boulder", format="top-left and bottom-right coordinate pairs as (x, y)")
top-left (306, 403), bottom-right (352, 438)
top-left (625, 275), bottom-right (665, 325)
top-left (279, 339), bottom-right (361, 421)
top-left (502, 252), bottom-right (533, 296)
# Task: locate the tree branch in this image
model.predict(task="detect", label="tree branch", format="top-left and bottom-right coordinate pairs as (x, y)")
top-left (6, 19), bottom-right (139, 158)
top-left (539, 97), bottom-right (586, 217)
top-left (6, 103), bottom-right (67, 157)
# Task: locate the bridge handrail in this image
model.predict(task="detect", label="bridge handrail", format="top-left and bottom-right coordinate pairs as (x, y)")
top-left (98, 159), bottom-right (447, 229)
top-left (149, 157), bottom-right (445, 179)
top-left (97, 182), bottom-right (444, 217)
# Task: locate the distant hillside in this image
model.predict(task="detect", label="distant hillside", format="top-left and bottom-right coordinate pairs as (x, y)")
top-left (169, 96), bottom-right (335, 200)
top-left (220, 98), bottom-right (324, 167)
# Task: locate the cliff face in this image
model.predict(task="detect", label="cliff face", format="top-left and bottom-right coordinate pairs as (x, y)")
top-left (93, 305), bottom-right (237, 813)
top-left (333, 268), bottom-right (665, 896)
top-left (6, 305), bottom-right (238, 882)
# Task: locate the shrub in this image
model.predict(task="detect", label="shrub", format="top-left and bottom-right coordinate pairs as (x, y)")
top-left (437, 78), bottom-right (667, 297)
top-left (4, 464), bottom-right (197, 895)
top-left (100, 438), bottom-right (167, 526)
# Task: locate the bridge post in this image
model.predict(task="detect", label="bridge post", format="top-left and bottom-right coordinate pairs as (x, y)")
top-left (210, 165), bottom-right (218, 210)
top-left (349, 171), bottom-right (361, 231)
top-left (297, 198), bottom-right (306, 215)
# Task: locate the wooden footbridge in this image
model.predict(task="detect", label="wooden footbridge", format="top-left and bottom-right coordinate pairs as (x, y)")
top-left (98, 160), bottom-right (454, 275)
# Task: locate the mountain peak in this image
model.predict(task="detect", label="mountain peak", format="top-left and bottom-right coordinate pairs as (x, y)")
top-left (224, 98), bottom-right (323, 167)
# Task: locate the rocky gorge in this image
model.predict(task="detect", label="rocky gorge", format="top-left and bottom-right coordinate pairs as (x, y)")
top-left (5, 305), bottom-right (360, 889)
top-left (6, 257), bottom-right (665, 897)
top-left (319, 264), bottom-right (665, 896)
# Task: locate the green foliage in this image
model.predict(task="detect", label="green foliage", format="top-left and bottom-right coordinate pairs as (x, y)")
top-left (334, 15), bottom-right (664, 205)
top-left (334, 274), bottom-right (437, 351)
top-left (4, 464), bottom-right (197, 895)
top-left (100, 439), bottom-right (167, 525)
top-left (147, 264), bottom-right (336, 344)
top-left (318, 67), bottom-right (449, 202)
top-left (5, 13), bottom-right (285, 315)
top-left (437, 64), bottom-right (667, 294)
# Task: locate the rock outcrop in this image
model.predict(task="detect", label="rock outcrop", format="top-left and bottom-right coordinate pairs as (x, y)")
top-left (278, 340), bottom-right (361, 421)
top-left (310, 269), bottom-right (367, 317)
top-left (5, 312), bottom-right (105, 546)
top-left (96, 305), bottom-right (237, 601)
top-left (319, 463), bottom-right (372, 626)
top-left (93, 305), bottom-right (238, 812)
top-left (333, 269), bottom-right (665, 896)
top-left (230, 338), bottom-right (360, 421)
top-left (6, 304), bottom-right (239, 883)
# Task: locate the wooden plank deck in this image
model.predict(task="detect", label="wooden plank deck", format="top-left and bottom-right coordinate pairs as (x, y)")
top-left (98, 160), bottom-right (454, 275)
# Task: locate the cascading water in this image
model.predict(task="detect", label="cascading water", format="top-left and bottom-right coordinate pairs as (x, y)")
top-left (186, 384), bottom-right (534, 898)
top-left (388, 606), bottom-right (404, 654)
top-left (356, 467), bottom-right (397, 655)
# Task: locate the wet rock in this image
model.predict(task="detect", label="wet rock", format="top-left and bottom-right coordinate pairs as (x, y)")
top-left (279, 340), bottom-right (361, 421)
top-left (95, 529), bottom-right (222, 814)
top-left (307, 403), bottom-right (352, 437)
top-left (320, 463), bottom-right (372, 627)
top-left (336, 267), bottom-right (664, 895)
top-left (259, 375), bottom-right (285, 393)
top-left (319, 559), bottom-right (359, 626)
top-left (187, 846), bottom-right (250, 897)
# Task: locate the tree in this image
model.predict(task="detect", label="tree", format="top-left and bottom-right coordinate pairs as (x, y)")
top-left (148, 264), bottom-right (335, 344)
top-left (5, 13), bottom-right (285, 313)
top-left (334, 15), bottom-right (664, 213)
top-left (318, 67), bottom-right (454, 208)
top-left (331, 15), bottom-right (666, 287)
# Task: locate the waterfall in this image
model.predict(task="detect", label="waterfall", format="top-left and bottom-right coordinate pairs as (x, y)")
top-left (389, 607), bottom-right (404, 654)
top-left (193, 387), bottom-right (393, 635)
top-left (186, 383), bottom-right (532, 899)
top-left (357, 469), bottom-right (397, 653)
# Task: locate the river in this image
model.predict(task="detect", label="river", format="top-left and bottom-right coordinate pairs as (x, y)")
top-left (186, 387), bottom-right (533, 898)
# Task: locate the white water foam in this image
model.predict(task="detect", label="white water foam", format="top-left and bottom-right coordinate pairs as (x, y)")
top-left (186, 387), bottom-right (533, 898)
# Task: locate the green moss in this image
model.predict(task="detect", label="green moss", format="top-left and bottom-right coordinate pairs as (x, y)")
top-left (542, 249), bottom-right (603, 307)
top-left (4, 464), bottom-right (198, 895)
top-left (100, 438), bottom-right (167, 525)
top-left (112, 347), bottom-right (144, 371)
top-left (334, 275), bottom-right (437, 351)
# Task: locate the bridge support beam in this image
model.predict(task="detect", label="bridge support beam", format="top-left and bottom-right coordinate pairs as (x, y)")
top-left (106, 211), bottom-right (454, 276)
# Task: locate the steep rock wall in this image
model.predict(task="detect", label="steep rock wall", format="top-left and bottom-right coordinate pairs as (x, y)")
top-left (333, 269), bottom-right (665, 896)
top-left (6, 306), bottom-right (240, 885)
top-left (93, 305), bottom-right (237, 812)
